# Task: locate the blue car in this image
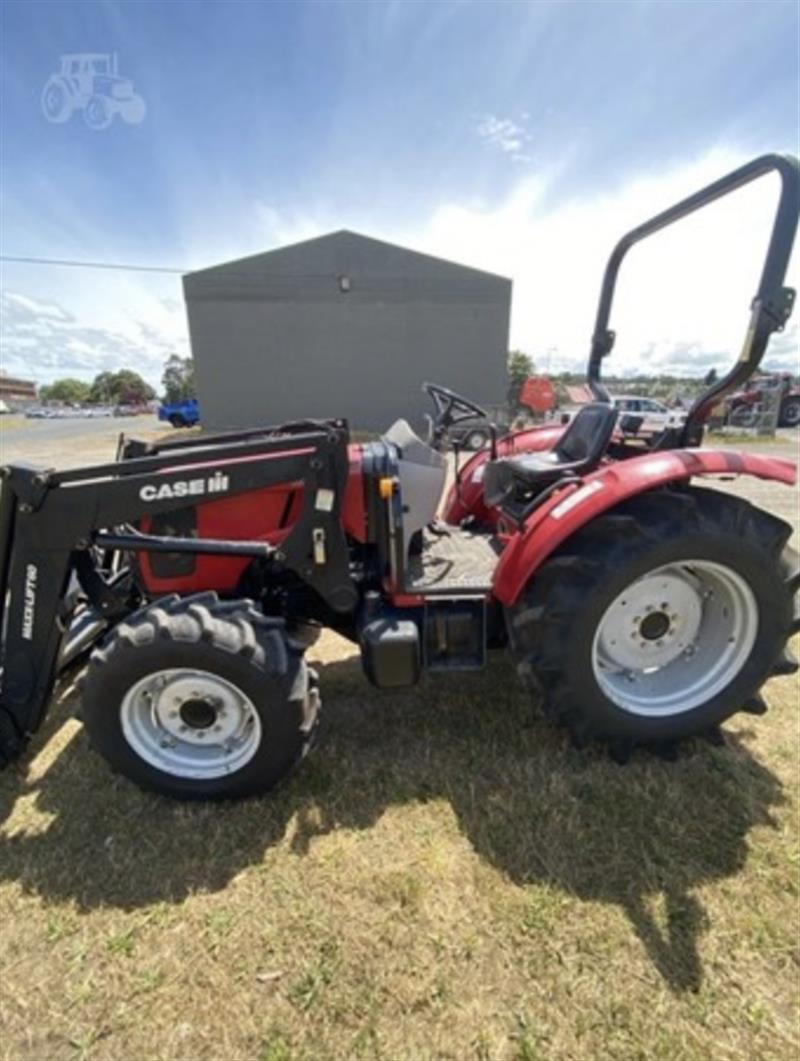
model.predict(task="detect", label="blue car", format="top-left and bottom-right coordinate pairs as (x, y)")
top-left (158, 398), bottom-right (199, 428)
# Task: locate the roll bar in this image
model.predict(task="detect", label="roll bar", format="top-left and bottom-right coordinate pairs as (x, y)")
top-left (586, 153), bottom-right (799, 444)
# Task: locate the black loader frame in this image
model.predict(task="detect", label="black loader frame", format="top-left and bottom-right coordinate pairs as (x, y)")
top-left (0, 420), bottom-right (355, 763)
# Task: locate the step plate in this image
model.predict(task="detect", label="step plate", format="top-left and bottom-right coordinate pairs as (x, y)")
top-left (405, 529), bottom-right (501, 594)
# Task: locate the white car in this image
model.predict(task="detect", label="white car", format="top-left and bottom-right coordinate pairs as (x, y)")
top-left (611, 395), bottom-right (686, 432)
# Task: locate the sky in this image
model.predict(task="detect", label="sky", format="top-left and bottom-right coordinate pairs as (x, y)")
top-left (0, 0), bottom-right (798, 391)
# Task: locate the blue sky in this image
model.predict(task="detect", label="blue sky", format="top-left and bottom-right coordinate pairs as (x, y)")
top-left (1, 0), bottom-right (798, 388)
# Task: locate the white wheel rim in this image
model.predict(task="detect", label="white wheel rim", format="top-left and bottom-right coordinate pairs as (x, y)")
top-left (120, 668), bottom-right (262, 779)
top-left (591, 560), bottom-right (758, 717)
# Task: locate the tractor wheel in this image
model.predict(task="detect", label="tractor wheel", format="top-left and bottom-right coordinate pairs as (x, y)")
top-left (81, 593), bottom-right (319, 799)
top-left (779, 396), bottom-right (800, 428)
top-left (507, 486), bottom-right (797, 752)
top-left (169, 414), bottom-right (186, 428)
top-left (84, 94), bottom-right (113, 131)
top-left (728, 404), bottom-right (757, 429)
top-left (465, 429), bottom-right (489, 451)
top-left (41, 78), bottom-right (73, 123)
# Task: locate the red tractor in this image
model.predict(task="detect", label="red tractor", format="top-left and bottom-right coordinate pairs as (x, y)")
top-left (1, 154), bottom-right (798, 799)
top-left (727, 372), bottom-right (800, 428)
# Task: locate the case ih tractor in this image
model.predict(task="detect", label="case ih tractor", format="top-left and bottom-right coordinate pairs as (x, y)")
top-left (1, 154), bottom-right (798, 799)
top-left (726, 372), bottom-right (800, 428)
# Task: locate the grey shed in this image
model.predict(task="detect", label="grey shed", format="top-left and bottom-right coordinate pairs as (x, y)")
top-left (183, 230), bottom-right (512, 433)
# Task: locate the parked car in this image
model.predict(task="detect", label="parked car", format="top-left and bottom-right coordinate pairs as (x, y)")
top-left (113, 403), bottom-right (148, 417)
top-left (158, 397), bottom-right (200, 429)
top-left (611, 395), bottom-right (686, 432)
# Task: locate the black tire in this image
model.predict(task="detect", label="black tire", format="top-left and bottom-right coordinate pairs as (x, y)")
top-left (507, 486), bottom-right (798, 751)
top-left (81, 593), bottom-right (319, 799)
top-left (779, 397), bottom-right (800, 428)
top-left (169, 414), bottom-right (186, 428)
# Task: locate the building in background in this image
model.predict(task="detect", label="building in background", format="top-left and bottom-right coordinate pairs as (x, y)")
top-left (183, 231), bottom-right (511, 432)
top-left (0, 372), bottom-right (37, 409)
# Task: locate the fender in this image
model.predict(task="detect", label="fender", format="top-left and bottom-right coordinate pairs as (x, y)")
top-left (492, 448), bottom-right (797, 605)
top-left (442, 424), bottom-right (566, 525)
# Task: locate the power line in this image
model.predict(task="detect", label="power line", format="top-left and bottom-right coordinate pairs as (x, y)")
top-left (0, 254), bottom-right (187, 274)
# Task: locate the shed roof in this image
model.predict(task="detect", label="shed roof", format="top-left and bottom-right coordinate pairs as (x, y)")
top-left (184, 230), bottom-right (511, 303)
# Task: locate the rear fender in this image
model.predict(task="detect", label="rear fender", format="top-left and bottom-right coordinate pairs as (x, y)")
top-left (492, 448), bottom-right (797, 606)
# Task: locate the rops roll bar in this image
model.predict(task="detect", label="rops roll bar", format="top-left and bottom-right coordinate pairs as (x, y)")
top-left (586, 153), bottom-right (799, 444)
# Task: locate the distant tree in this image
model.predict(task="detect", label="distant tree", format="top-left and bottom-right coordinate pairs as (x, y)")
top-left (507, 350), bottom-right (535, 413)
top-left (39, 378), bottom-right (91, 404)
top-left (703, 368), bottom-right (718, 386)
top-left (161, 355), bottom-right (196, 403)
top-left (89, 370), bottom-right (155, 405)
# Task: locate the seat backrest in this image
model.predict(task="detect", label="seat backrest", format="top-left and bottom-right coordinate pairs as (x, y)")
top-left (555, 403), bottom-right (618, 463)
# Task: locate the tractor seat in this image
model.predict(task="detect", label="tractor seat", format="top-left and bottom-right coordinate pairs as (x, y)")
top-left (483, 403), bottom-right (618, 509)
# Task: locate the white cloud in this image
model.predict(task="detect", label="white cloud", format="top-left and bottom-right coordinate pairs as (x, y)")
top-left (476, 114), bottom-right (532, 163)
top-left (2, 148), bottom-right (797, 391)
top-left (390, 148), bottom-right (800, 378)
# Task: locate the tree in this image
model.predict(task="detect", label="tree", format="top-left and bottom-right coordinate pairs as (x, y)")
top-left (39, 378), bottom-right (91, 404)
top-left (507, 349), bottom-right (535, 413)
top-left (161, 355), bottom-right (196, 403)
top-left (89, 370), bottom-right (155, 405)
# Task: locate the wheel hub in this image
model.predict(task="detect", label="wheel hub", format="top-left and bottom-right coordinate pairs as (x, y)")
top-left (179, 699), bottom-right (217, 730)
top-left (591, 560), bottom-right (758, 717)
top-left (594, 570), bottom-right (703, 672)
top-left (120, 668), bottom-right (262, 778)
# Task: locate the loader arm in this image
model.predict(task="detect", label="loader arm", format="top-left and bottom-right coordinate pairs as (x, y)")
top-left (0, 421), bottom-right (356, 763)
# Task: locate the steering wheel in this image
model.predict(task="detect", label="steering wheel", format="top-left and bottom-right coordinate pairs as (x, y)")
top-left (423, 382), bottom-right (489, 447)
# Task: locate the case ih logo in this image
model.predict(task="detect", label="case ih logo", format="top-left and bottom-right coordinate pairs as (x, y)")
top-left (22, 564), bottom-right (38, 641)
top-left (139, 472), bottom-right (230, 503)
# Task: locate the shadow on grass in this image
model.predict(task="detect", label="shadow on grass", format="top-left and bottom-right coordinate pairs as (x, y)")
top-left (0, 654), bottom-right (785, 993)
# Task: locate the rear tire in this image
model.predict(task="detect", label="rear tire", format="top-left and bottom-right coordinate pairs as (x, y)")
top-left (81, 593), bottom-right (319, 799)
top-left (779, 397), bottom-right (800, 428)
top-left (507, 486), bottom-right (797, 750)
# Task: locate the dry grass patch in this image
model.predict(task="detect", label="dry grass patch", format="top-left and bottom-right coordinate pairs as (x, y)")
top-left (1, 638), bottom-right (798, 1060)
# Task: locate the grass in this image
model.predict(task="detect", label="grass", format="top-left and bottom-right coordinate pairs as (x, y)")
top-left (0, 459), bottom-right (798, 1059)
top-left (1, 642), bottom-right (798, 1060)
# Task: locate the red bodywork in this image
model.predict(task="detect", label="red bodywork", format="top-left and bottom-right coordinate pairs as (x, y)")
top-left (491, 448), bottom-right (797, 605)
top-left (137, 428), bottom-right (796, 611)
top-left (138, 445), bottom-right (368, 595)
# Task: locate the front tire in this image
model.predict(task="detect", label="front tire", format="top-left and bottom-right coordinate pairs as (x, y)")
top-left (507, 487), bottom-right (797, 749)
top-left (169, 413), bottom-right (186, 428)
top-left (81, 594), bottom-right (319, 799)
